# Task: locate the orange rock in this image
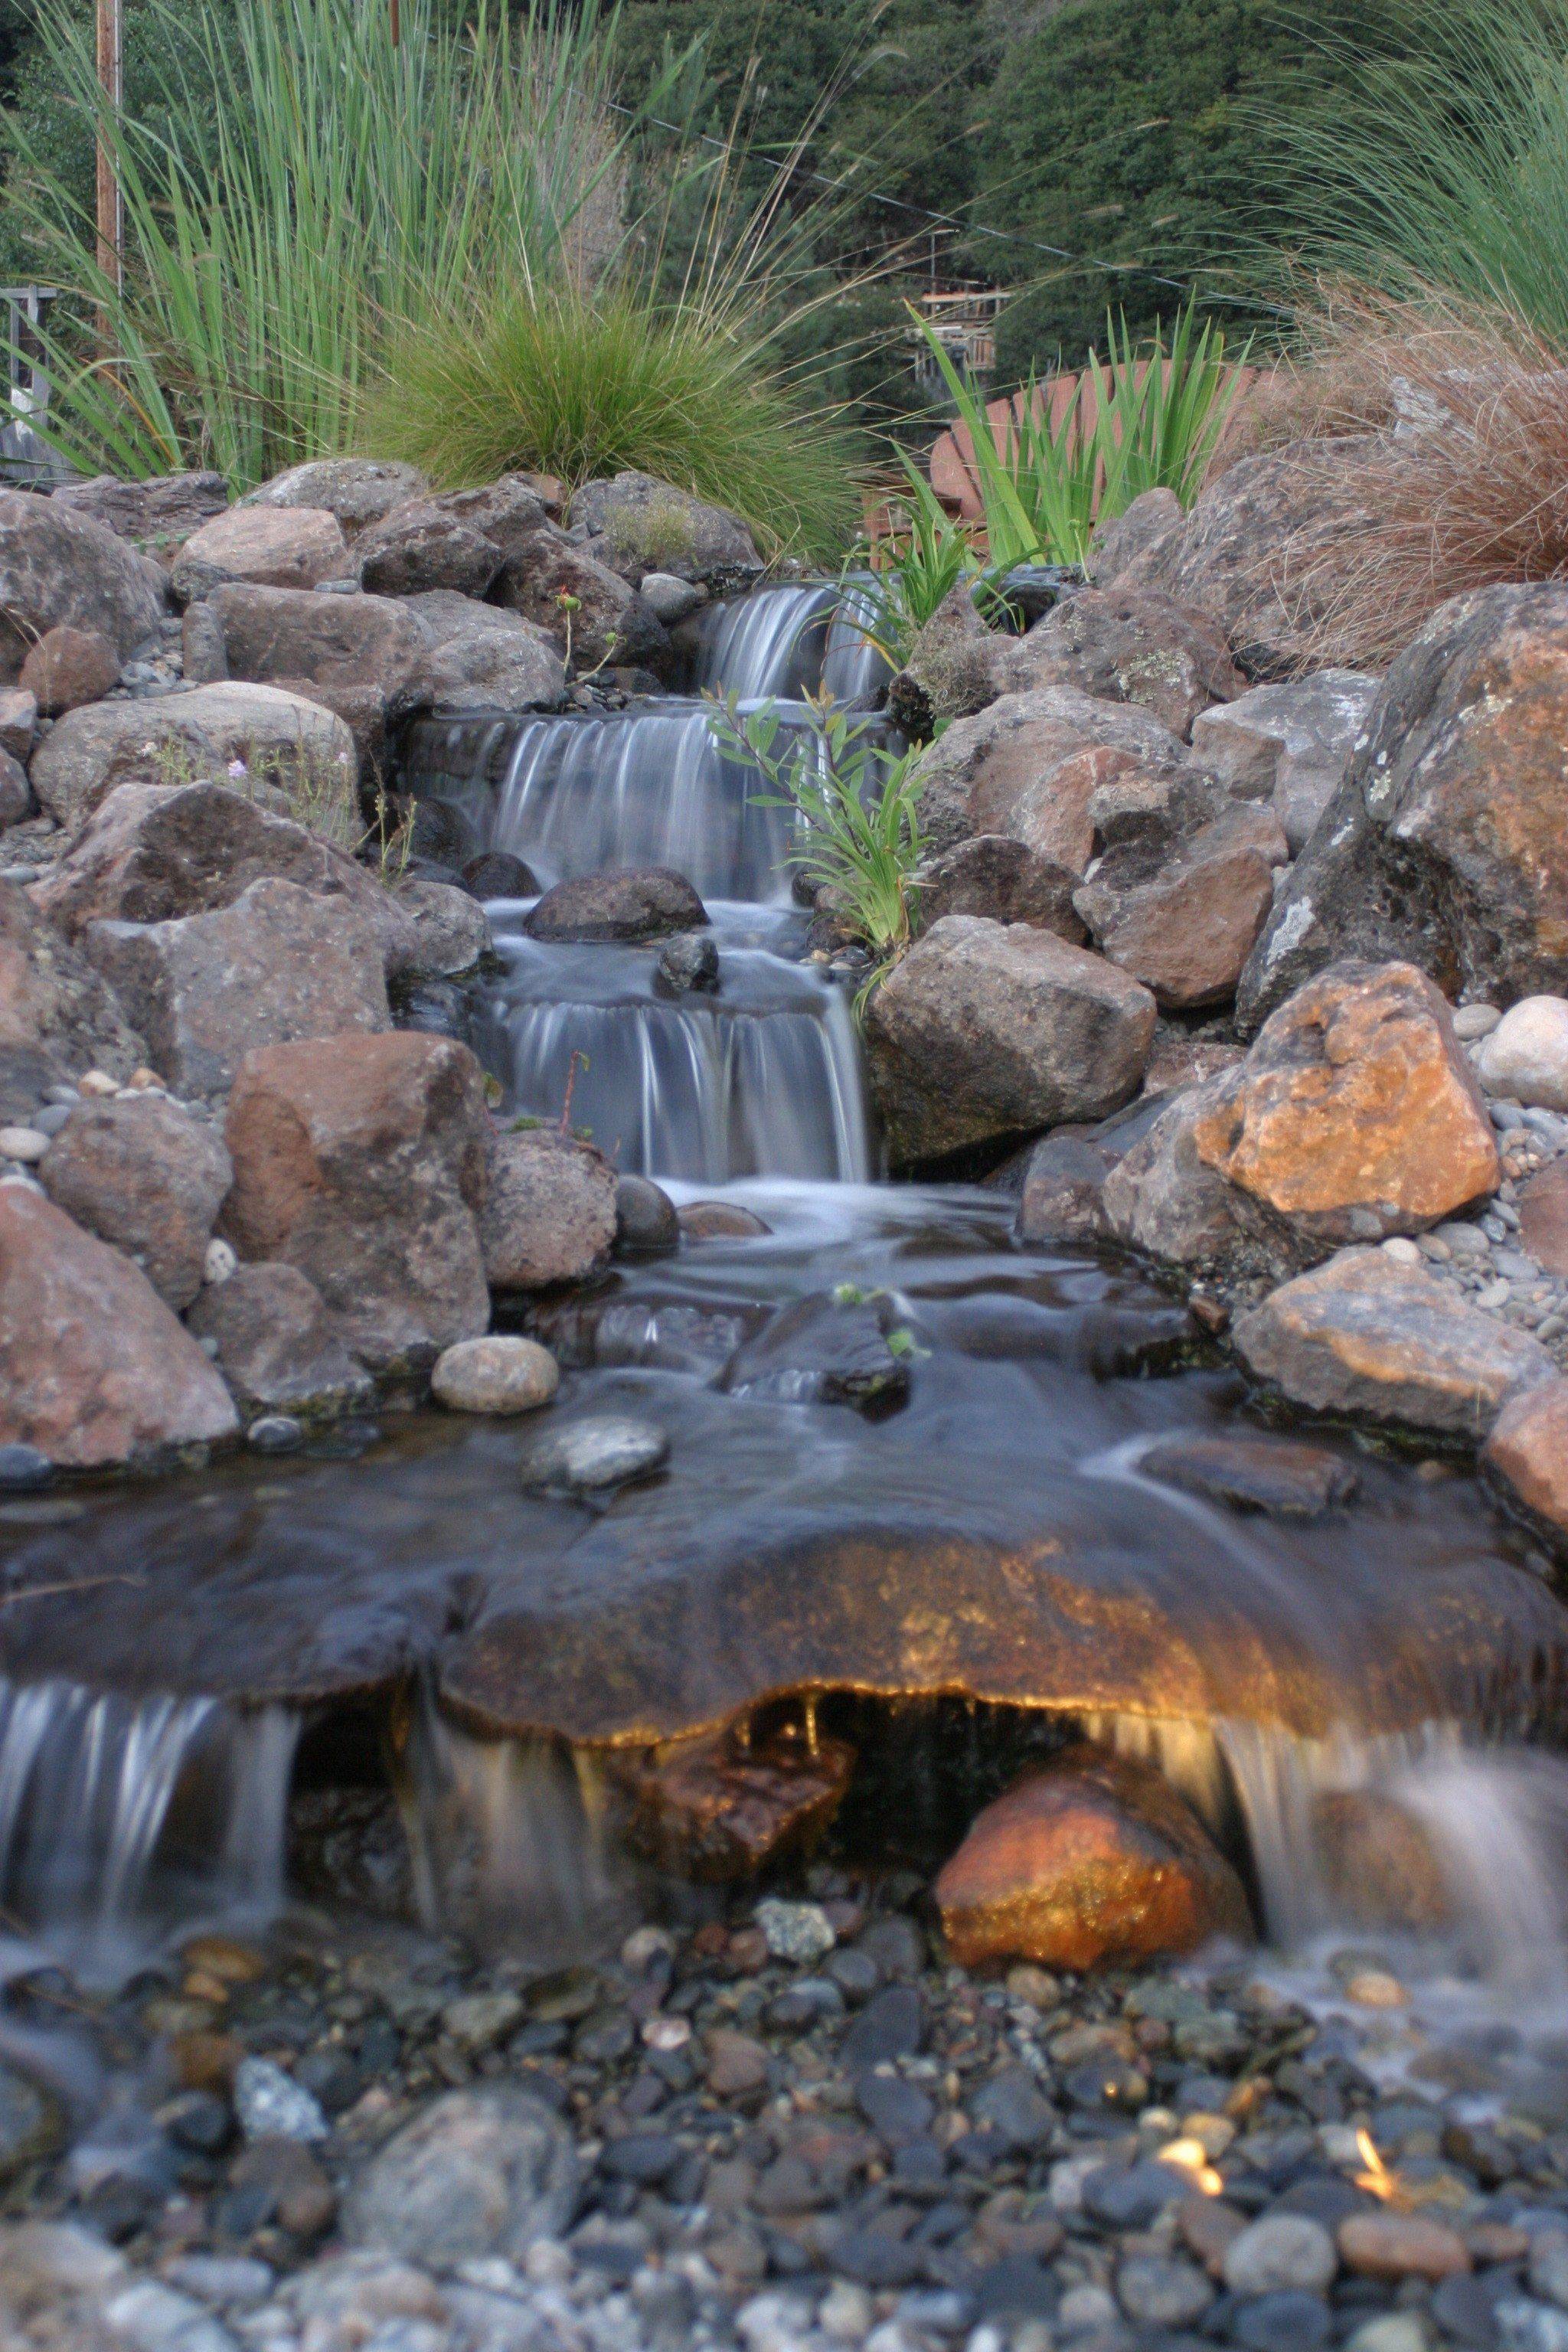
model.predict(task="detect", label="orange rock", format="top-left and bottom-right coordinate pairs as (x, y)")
top-left (1338, 2211), bottom-right (1472, 2282)
top-left (1485, 1376), bottom-right (1568, 1545)
top-left (1193, 961), bottom-right (1499, 1241)
top-left (934, 1745), bottom-right (1252, 1973)
top-left (621, 1725), bottom-right (854, 1880)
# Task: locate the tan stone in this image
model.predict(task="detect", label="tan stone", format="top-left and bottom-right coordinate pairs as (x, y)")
top-left (171, 505), bottom-right (349, 602)
top-left (482, 1127), bottom-right (618, 1292)
top-left (18, 625), bottom-right (119, 716)
top-left (1484, 1376), bottom-right (1568, 1544)
top-left (0, 1187), bottom-right (237, 1465)
top-left (221, 1031), bottom-right (490, 1373)
top-left (1338, 2213), bottom-right (1471, 2283)
top-left (933, 1744), bottom-right (1252, 1972)
top-left (1194, 962), bottom-right (1499, 1242)
top-left (1517, 1157), bottom-right (1568, 1276)
top-left (1075, 805), bottom-right (1286, 1010)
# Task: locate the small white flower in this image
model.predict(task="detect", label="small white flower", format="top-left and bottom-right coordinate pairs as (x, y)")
top-left (227, 758), bottom-right (248, 779)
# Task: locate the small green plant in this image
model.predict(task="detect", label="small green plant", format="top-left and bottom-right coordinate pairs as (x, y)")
top-left (913, 299), bottom-right (1248, 569)
top-left (848, 481), bottom-right (978, 668)
top-left (707, 688), bottom-right (924, 972)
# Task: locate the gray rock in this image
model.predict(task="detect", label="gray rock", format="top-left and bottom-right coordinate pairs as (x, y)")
top-left (39, 1093), bottom-right (233, 1310)
top-left (482, 1125), bottom-right (619, 1292)
top-left (1190, 668), bottom-right (1379, 851)
top-left (170, 506), bottom-right (349, 605)
top-left (28, 681), bottom-right (358, 832)
top-left (0, 687), bottom-right (37, 760)
top-left (913, 833), bottom-right (1084, 940)
top-left (185, 1263), bottom-right (373, 1419)
top-left (85, 877), bottom-right (391, 1099)
top-left (656, 929), bottom-right (720, 991)
top-left (1222, 2214), bottom-right (1338, 2298)
top-left (403, 590), bottom-right (566, 716)
top-left (1083, 486), bottom-right (1183, 585)
top-left (341, 2086), bottom-right (579, 2265)
top-left (234, 2057), bottom-right (327, 2144)
top-left (52, 471), bottom-right (230, 562)
top-left (0, 487), bottom-right (165, 676)
top-left (239, 457), bottom-right (428, 534)
top-left (639, 571), bottom-right (707, 623)
top-left (754, 1896), bottom-right (836, 1964)
top-left (394, 877), bottom-right (492, 977)
top-left (1235, 1247), bottom-right (1556, 1436)
top-left (204, 583), bottom-right (426, 710)
top-left (0, 746), bottom-right (33, 828)
top-left (0, 876), bottom-right (148, 1089)
top-left (864, 915), bottom-right (1156, 1165)
top-left (518, 1413), bottom-right (669, 1492)
top-left (102, 2279), bottom-right (240, 2352)
top-left (495, 528), bottom-right (671, 671)
top-left (1116, 2254), bottom-right (1213, 2329)
top-left (1012, 1089), bottom-right (1176, 1246)
top-left (356, 479), bottom-right (547, 598)
top-left (571, 471), bottom-right (761, 588)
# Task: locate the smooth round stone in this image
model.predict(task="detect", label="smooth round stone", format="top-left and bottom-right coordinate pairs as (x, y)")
top-left (1478, 997), bottom-right (1568, 1110)
top-left (614, 1173), bottom-right (679, 1255)
top-left (518, 1413), bottom-right (667, 1491)
top-left (0, 1125), bottom-right (48, 1163)
top-left (640, 573), bottom-right (706, 624)
top-left (1453, 1003), bottom-right (1502, 1040)
top-left (1230, 2290), bottom-right (1331, 2350)
top-left (462, 850), bottom-right (539, 900)
top-left (677, 1200), bottom-right (772, 1242)
top-left (204, 1238), bottom-right (237, 1285)
top-left (247, 1416), bottom-right (303, 1455)
top-left (1117, 2253), bottom-right (1213, 2329)
top-left (1222, 2214), bottom-right (1338, 2298)
top-left (0, 1443), bottom-right (51, 1491)
top-left (432, 1337), bottom-right (559, 1416)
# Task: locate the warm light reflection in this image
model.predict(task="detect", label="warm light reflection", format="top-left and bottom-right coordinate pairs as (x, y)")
top-left (1158, 2138), bottom-right (1224, 2196)
top-left (1353, 2128), bottom-right (1399, 2203)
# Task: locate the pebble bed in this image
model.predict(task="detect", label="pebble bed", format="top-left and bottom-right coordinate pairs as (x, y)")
top-left (8, 1859), bottom-right (1568, 2352)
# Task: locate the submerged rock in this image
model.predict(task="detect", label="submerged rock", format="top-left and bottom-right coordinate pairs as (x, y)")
top-left (518, 1413), bottom-right (669, 1494)
top-left (656, 930), bottom-right (720, 993)
top-left (1312, 1789), bottom-right (1451, 1932)
top-left (430, 1336), bottom-right (559, 1416)
top-left (1235, 1248), bottom-right (1554, 1436)
top-left (220, 1031), bottom-right (490, 1376)
top-left (677, 1200), bottom-right (772, 1241)
top-left (934, 1745), bottom-right (1252, 1971)
top-left (1139, 1432), bottom-right (1359, 1517)
top-left (341, 2087), bottom-right (579, 2265)
top-left (614, 1172), bottom-right (679, 1254)
top-left (622, 1726), bottom-right (855, 1879)
top-left (720, 1294), bottom-right (911, 1410)
top-left (864, 915), bottom-right (1156, 1165)
top-left (0, 1187), bottom-right (237, 1465)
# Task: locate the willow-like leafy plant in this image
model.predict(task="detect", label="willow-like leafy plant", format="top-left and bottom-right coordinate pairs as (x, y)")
top-left (846, 473), bottom-right (979, 668)
top-left (707, 689), bottom-right (923, 971)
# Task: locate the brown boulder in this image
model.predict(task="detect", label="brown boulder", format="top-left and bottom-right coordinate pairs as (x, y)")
top-left (1140, 1431), bottom-right (1358, 1517)
top-left (1018, 585), bottom-right (1245, 739)
top-left (482, 1126), bottom-right (619, 1292)
top-left (910, 684), bottom-right (1194, 867)
top-left (355, 479), bottom-right (547, 599)
top-left (1073, 803), bottom-right (1287, 1009)
top-left (239, 458), bottom-right (427, 534)
top-left (85, 878), bottom-right (392, 1099)
top-left (185, 1262), bottom-right (373, 1419)
top-left (495, 530), bottom-right (669, 671)
top-left (619, 1726), bottom-right (855, 1880)
top-left (1083, 487), bottom-right (1182, 585)
top-left (27, 681), bottom-right (358, 832)
top-left (1234, 1248), bottom-right (1554, 1436)
top-left (1194, 962), bottom-right (1499, 1241)
top-left (934, 1745), bottom-right (1252, 1971)
top-left (527, 869), bottom-right (707, 945)
top-left (52, 470), bottom-right (230, 561)
top-left (1312, 1789), bottom-right (1451, 1932)
top-left (18, 626), bottom-right (120, 716)
top-left (38, 1093), bottom-right (232, 1310)
top-left (220, 1031), bottom-right (491, 1373)
top-left (1517, 1159), bottom-right (1568, 1274)
top-left (1240, 583), bottom-right (1568, 1029)
top-left (170, 506), bottom-right (350, 604)
top-left (0, 488), bottom-right (165, 677)
top-left (913, 834), bottom-right (1084, 939)
top-left (864, 916), bottom-right (1157, 1165)
top-left (1483, 1376), bottom-right (1568, 1546)
top-left (0, 877), bottom-right (147, 1092)
top-left (1190, 668), bottom-right (1379, 852)
top-left (205, 583), bottom-right (426, 708)
top-left (403, 591), bottom-right (566, 717)
top-left (0, 1186), bottom-right (237, 1465)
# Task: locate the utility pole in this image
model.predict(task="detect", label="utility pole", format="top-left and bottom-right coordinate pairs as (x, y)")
top-left (95, 0), bottom-right (123, 344)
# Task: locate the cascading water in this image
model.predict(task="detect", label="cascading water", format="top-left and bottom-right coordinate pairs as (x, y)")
top-left (0, 1676), bottom-right (298, 1980)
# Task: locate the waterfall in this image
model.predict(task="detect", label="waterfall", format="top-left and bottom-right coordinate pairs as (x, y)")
top-left (0, 1677), bottom-right (298, 1980)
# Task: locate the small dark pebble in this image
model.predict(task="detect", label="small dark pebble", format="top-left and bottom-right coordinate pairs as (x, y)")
top-left (1227, 2290), bottom-right (1332, 2350)
top-left (0, 1443), bottom-right (51, 1491)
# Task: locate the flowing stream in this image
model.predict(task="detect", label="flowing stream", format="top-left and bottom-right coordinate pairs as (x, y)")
top-left (3, 578), bottom-right (1568, 2104)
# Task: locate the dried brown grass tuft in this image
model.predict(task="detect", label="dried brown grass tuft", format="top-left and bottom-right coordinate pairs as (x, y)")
top-left (1255, 285), bottom-right (1568, 668)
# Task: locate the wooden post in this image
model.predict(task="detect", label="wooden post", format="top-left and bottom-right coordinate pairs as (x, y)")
top-left (95, 0), bottom-right (123, 341)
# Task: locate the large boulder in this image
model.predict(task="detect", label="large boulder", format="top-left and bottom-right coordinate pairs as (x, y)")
top-left (570, 471), bottom-right (762, 589)
top-left (1484, 1378), bottom-right (1568, 1548)
top-left (170, 505), bottom-right (351, 605)
top-left (239, 458), bottom-right (429, 534)
top-left (0, 1187), bottom-right (238, 1466)
top-left (910, 685), bottom-right (1194, 868)
top-left (912, 833), bottom-right (1084, 941)
top-left (202, 583), bottom-right (426, 710)
top-left (1103, 961), bottom-right (1501, 1276)
top-left (1240, 586), bottom-right (1568, 1028)
top-left (0, 488), bottom-right (165, 677)
top-left (934, 1746), bottom-right (1251, 1971)
top-left (1083, 486), bottom-right (1182, 585)
top-left (0, 877), bottom-right (147, 1099)
top-left (38, 1093), bottom-right (232, 1311)
top-left (1190, 668), bottom-right (1379, 852)
top-left (495, 530), bottom-right (670, 671)
top-left (482, 1125), bottom-right (619, 1291)
top-left (220, 1031), bottom-right (491, 1373)
top-left (1012, 1092), bottom-right (1176, 1246)
top-left (185, 1261), bottom-right (373, 1419)
top-left (864, 915), bottom-right (1156, 1165)
top-left (51, 471), bottom-right (230, 563)
top-left (1233, 1249), bottom-right (1554, 1436)
top-left (1112, 438), bottom-right (1380, 674)
top-left (19, 626), bottom-right (120, 717)
top-left (28, 681), bottom-right (358, 833)
top-left (355, 479), bottom-right (549, 599)
top-left (402, 592), bottom-right (566, 715)
top-left (85, 877), bottom-right (391, 1099)
top-left (1073, 802), bottom-right (1289, 1008)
